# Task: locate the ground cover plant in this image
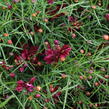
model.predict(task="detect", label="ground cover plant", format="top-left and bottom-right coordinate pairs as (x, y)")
top-left (0, 0), bottom-right (109, 109)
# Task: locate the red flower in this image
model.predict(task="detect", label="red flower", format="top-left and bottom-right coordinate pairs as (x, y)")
top-left (0, 62), bottom-right (13, 71)
top-left (25, 83), bottom-right (34, 92)
top-left (44, 43), bottom-right (71, 64)
top-left (15, 44), bottom-right (38, 60)
top-left (16, 80), bottom-right (24, 92)
top-left (29, 77), bottom-right (36, 84)
top-left (54, 40), bottom-right (59, 45)
top-left (105, 14), bottom-right (109, 21)
top-left (16, 77), bottom-right (36, 92)
top-left (7, 5), bottom-right (12, 10)
top-left (12, 0), bottom-right (20, 3)
top-left (68, 16), bottom-right (76, 22)
top-left (35, 94), bottom-right (41, 98)
top-left (53, 91), bottom-right (62, 99)
top-left (19, 67), bottom-right (25, 72)
top-left (43, 85), bottom-right (62, 103)
top-left (9, 73), bottom-right (15, 78)
top-left (7, 40), bottom-right (13, 44)
top-left (47, 0), bottom-right (54, 4)
top-left (15, 44), bottom-right (38, 72)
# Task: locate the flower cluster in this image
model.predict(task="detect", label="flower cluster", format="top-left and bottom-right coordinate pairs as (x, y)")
top-left (0, 61), bottom-right (13, 71)
top-left (1, 41), bottom-right (71, 73)
top-left (14, 42), bottom-right (71, 70)
top-left (44, 41), bottom-right (72, 64)
top-left (14, 44), bottom-right (38, 72)
top-left (16, 77), bottom-right (36, 92)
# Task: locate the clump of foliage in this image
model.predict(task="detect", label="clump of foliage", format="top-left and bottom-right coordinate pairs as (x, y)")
top-left (0, 0), bottom-right (109, 109)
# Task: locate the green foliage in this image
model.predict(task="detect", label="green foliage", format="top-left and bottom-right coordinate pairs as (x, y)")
top-left (0, 0), bottom-right (109, 109)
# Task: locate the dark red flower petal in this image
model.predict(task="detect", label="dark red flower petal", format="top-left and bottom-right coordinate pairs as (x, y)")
top-left (105, 13), bottom-right (109, 21)
top-left (9, 73), bottom-right (15, 78)
top-left (16, 86), bottom-right (23, 92)
top-left (19, 67), bottom-right (25, 72)
top-left (53, 92), bottom-right (62, 99)
top-left (47, 0), bottom-right (54, 4)
top-left (44, 44), bottom-right (71, 64)
top-left (68, 16), bottom-right (75, 22)
top-left (29, 77), bottom-right (36, 84)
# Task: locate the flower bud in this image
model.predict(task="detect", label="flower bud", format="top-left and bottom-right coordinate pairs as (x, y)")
top-left (35, 94), bottom-right (41, 98)
top-left (7, 40), bottom-right (13, 44)
top-left (35, 86), bottom-right (42, 91)
top-left (102, 34), bottom-right (109, 40)
top-left (9, 73), bottom-right (15, 78)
